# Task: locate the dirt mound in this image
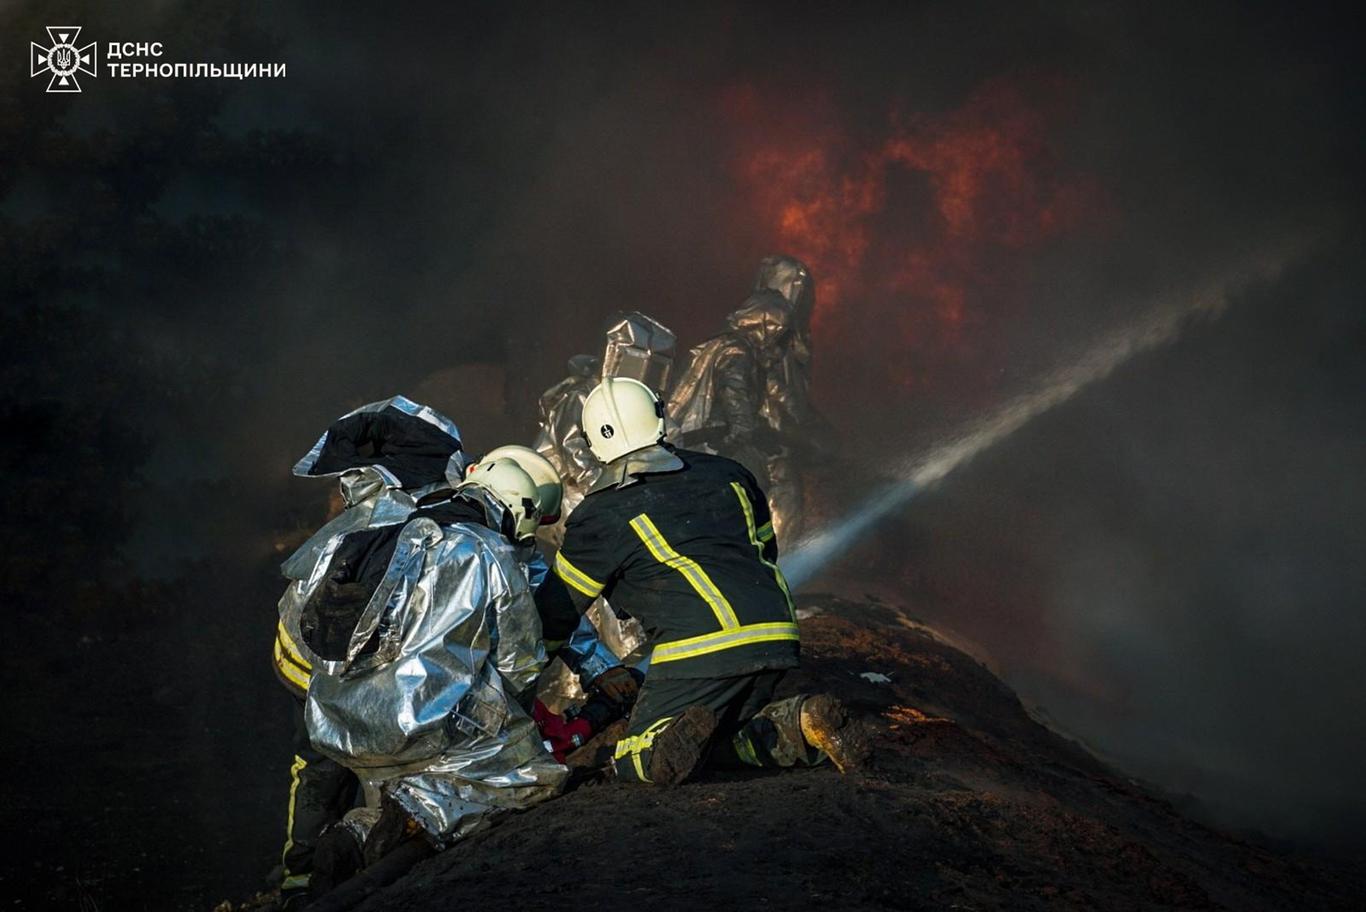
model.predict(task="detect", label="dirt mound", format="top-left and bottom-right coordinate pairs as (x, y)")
top-left (334, 595), bottom-right (1358, 911)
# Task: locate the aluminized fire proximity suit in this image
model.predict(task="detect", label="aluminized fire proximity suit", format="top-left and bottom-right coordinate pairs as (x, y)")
top-left (668, 256), bottom-right (822, 540)
top-left (302, 486), bottom-right (568, 852)
top-left (532, 313), bottom-right (675, 667)
top-left (533, 354), bottom-right (603, 518)
top-left (667, 297), bottom-right (799, 534)
top-left (274, 397), bottom-right (616, 897)
top-left (751, 256), bottom-right (823, 539)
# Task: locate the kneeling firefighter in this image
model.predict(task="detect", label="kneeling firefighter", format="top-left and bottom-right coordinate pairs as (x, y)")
top-left (273, 395), bottom-right (472, 900)
top-left (547, 378), bottom-right (863, 785)
top-left (300, 458), bottom-right (574, 894)
top-left (273, 400), bottom-right (634, 906)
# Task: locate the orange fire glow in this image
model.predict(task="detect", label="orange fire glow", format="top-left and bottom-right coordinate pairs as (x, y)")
top-left (724, 76), bottom-right (1111, 407)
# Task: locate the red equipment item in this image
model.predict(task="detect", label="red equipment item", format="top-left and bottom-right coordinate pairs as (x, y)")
top-left (532, 699), bottom-right (594, 762)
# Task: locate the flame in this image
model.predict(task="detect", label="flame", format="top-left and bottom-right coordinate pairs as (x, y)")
top-left (885, 704), bottom-right (951, 728)
top-left (725, 77), bottom-right (1111, 407)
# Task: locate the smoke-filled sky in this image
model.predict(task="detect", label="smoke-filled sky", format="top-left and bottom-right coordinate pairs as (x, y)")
top-left (3, 0), bottom-right (1363, 860)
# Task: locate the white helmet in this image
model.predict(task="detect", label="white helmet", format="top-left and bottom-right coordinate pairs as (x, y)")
top-left (457, 457), bottom-right (542, 541)
top-left (469, 444), bottom-right (564, 524)
top-left (581, 377), bottom-right (665, 464)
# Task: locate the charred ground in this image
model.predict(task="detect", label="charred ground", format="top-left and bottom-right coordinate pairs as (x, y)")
top-left (302, 596), bottom-right (1358, 912)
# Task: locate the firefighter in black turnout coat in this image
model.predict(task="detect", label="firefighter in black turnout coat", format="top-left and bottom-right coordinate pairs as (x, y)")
top-left (547, 377), bottom-right (863, 784)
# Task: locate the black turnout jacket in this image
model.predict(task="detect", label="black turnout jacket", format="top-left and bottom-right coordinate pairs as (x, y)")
top-left (548, 446), bottom-right (799, 679)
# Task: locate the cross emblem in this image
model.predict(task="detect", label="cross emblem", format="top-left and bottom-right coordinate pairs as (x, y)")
top-left (31, 26), bottom-right (98, 93)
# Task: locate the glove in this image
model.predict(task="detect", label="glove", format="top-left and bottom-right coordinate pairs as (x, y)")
top-left (591, 666), bottom-right (640, 705)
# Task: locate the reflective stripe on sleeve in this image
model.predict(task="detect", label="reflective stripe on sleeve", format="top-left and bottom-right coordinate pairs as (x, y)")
top-left (733, 730), bottom-right (763, 767)
top-left (273, 626), bottom-right (311, 692)
top-left (554, 551), bottom-right (605, 598)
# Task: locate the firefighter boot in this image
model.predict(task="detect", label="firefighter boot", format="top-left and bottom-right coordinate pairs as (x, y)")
top-left (308, 824), bottom-right (364, 899)
top-left (799, 694), bottom-right (866, 773)
top-left (363, 793), bottom-right (423, 867)
top-left (647, 705), bottom-right (718, 786)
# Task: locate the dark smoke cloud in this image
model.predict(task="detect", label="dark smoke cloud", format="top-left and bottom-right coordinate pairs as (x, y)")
top-left (892, 242), bottom-right (1366, 852)
top-left (2, 0), bottom-right (1362, 873)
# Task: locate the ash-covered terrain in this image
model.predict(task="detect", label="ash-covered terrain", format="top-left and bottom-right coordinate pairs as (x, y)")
top-left (249, 595), bottom-right (1359, 912)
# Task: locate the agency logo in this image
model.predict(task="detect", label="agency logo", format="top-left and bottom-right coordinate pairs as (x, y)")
top-left (30, 26), bottom-right (98, 93)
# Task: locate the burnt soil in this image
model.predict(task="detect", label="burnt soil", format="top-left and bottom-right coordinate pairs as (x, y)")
top-left (318, 596), bottom-right (1357, 912)
top-left (7, 589), bottom-right (1360, 911)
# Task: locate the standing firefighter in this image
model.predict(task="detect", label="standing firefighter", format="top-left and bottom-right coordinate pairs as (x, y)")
top-left (751, 254), bottom-right (823, 539)
top-left (668, 255), bottom-right (824, 540)
top-left (533, 312), bottom-right (676, 666)
top-left (752, 254), bottom-right (818, 439)
top-left (550, 377), bottom-right (862, 784)
top-left (533, 353), bottom-right (603, 518)
top-left (535, 312), bottom-right (677, 523)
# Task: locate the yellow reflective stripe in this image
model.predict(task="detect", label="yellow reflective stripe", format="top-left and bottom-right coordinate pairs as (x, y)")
top-left (733, 731), bottom-right (762, 767)
top-left (282, 874), bottom-right (311, 891)
top-left (273, 637), bottom-right (310, 691)
top-left (555, 551), bottom-right (605, 598)
top-left (276, 622), bottom-right (312, 672)
top-left (652, 621), bottom-right (800, 664)
top-left (757, 521), bottom-right (775, 542)
top-left (614, 716), bottom-right (675, 759)
top-left (731, 482), bottom-right (795, 620)
top-left (614, 716), bottom-right (675, 782)
top-left (629, 513), bottom-right (741, 630)
top-left (281, 754), bottom-right (308, 874)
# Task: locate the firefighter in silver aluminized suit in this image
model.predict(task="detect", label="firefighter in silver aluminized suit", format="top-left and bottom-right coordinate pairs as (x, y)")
top-left (667, 294), bottom-right (796, 535)
top-left (668, 255), bottom-right (821, 540)
top-left (534, 313), bottom-right (677, 520)
top-left (531, 312), bottom-right (676, 667)
top-left (533, 353), bottom-right (603, 524)
top-left (273, 398), bottom-right (625, 907)
top-left (300, 459), bottom-right (567, 894)
top-left (753, 255), bottom-right (818, 433)
top-left (273, 396), bottom-right (470, 903)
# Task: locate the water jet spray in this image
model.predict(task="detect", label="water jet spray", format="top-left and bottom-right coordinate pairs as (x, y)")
top-left (779, 257), bottom-right (1297, 591)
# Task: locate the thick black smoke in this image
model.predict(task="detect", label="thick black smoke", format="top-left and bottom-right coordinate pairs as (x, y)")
top-left (1, 0), bottom-right (1362, 902)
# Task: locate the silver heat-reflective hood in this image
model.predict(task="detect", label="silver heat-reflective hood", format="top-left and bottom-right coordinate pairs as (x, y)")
top-left (279, 395), bottom-right (468, 676)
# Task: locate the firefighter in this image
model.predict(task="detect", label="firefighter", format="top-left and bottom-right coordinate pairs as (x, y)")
top-left (273, 401), bottom-right (631, 907)
top-left (669, 256), bottom-right (826, 540)
top-left (751, 254), bottom-right (818, 440)
top-left (272, 395), bottom-right (467, 904)
top-left (549, 377), bottom-right (862, 785)
top-left (749, 254), bottom-right (824, 540)
top-left (303, 457), bottom-right (568, 895)
top-left (667, 295), bottom-right (797, 533)
top-left (534, 312), bottom-right (676, 530)
top-left (533, 353), bottom-right (603, 520)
